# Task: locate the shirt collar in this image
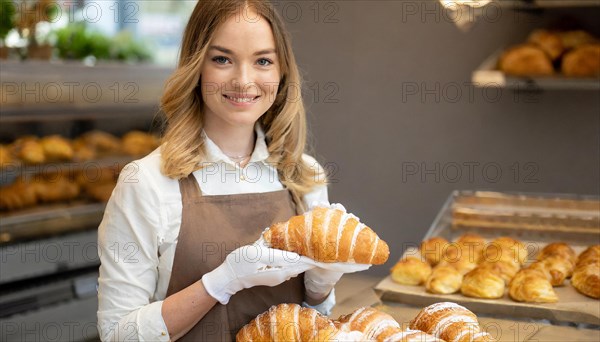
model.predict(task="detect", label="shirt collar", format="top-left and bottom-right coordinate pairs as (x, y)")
top-left (201, 123), bottom-right (269, 165)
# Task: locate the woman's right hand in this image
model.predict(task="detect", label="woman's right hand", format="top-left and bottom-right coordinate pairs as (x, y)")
top-left (201, 240), bottom-right (314, 304)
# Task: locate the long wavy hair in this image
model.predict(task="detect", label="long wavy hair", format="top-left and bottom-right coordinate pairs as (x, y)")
top-left (160, 0), bottom-right (326, 211)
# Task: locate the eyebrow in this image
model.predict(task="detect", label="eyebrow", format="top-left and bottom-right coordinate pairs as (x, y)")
top-left (208, 45), bottom-right (276, 56)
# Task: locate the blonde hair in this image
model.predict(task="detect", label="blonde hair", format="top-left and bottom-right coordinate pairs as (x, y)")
top-left (160, 0), bottom-right (326, 211)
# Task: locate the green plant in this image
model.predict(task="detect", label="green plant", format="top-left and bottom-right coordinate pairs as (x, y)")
top-left (0, 0), bottom-right (16, 42)
top-left (54, 23), bottom-right (152, 62)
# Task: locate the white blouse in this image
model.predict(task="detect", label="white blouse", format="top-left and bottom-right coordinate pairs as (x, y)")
top-left (97, 125), bottom-right (331, 341)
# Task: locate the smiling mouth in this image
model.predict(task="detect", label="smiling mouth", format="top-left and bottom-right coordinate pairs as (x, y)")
top-left (223, 94), bottom-right (260, 102)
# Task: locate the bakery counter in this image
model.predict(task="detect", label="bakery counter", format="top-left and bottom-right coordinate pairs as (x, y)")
top-left (334, 273), bottom-right (600, 341)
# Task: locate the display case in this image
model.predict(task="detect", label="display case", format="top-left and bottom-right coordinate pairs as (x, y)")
top-left (0, 60), bottom-right (173, 341)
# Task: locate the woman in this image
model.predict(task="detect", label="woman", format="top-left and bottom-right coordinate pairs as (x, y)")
top-left (97, 1), bottom-right (354, 341)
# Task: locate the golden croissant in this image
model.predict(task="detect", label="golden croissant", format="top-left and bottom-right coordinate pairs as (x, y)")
top-left (425, 265), bottom-right (463, 295)
top-left (509, 269), bottom-right (558, 303)
top-left (335, 307), bottom-right (399, 341)
top-left (236, 303), bottom-right (362, 341)
top-left (571, 245), bottom-right (600, 299)
top-left (263, 206), bottom-right (389, 264)
top-left (410, 302), bottom-right (494, 342)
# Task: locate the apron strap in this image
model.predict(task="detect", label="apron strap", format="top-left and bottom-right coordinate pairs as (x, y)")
top-left (178, 173), bottom-right (203, 201)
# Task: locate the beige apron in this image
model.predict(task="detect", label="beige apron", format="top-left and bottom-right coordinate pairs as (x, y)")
top-left (166, 174), bottom-right (305, 341)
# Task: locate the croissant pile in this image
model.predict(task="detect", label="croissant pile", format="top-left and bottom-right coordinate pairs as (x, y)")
top-left (390, 234), bottom-right (599, 303)
top-left (237, 302), bottom-right (493, 342)
top-left (0, 130), bottom-right (159, 168)
top-left (0, 166), bottom-right (121, 211)
top-left (0, 130), bottom-right (157, 212)
top-left (499, 29), bottom-right (600, 77)
top-left (263, 206), bottom-right (389, 264)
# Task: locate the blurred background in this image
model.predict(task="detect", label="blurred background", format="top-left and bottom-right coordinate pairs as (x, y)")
top-left (1, 1), bottom-right (599, 341)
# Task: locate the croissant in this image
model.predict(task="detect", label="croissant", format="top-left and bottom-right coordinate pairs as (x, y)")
top-left (438, 257), bottom-right (478, 276)
top-left (483, 237), bottom-right (528, 266)
top-left (576, 245), bottom-right (600, 266)
top-left (425, 265), bottom-right (463, 295)
top-left (461, 267), bottom-right (505, 299)
top-left (420, 237), bottom-right (449, 266)
top-left (12, 136), bottom-right (45, 164)
top-left (476, 260), bottom-right (519, 285)
top-left (0, 145), bottom-right (15, 167)
top-left (571, 261), bottom-right (600, 299)
top-left (410, 302), bottom-right (488, 342)
top-left (335, 307), bottom-right (400, 341)
top-left (263, 206), bottom-right (390, 264)
top-left (391, 257), bottom-right (432, 286)
top-left (443, 234), bottom-right (485, 265)
top-left (379, 328), bottom-right (444, 342)
top-left (508, 269), bottom-right (558, 303)
top-left (537, 242), bottom-right (577, 266)
top-left (571, 246), bottom-right (600, 299)
top-left (236, 303), bottom-right (362, 342)
top-left (528, 256), bottom-right (573, 286)
top-left (40, 135), bottom-right (74, 161)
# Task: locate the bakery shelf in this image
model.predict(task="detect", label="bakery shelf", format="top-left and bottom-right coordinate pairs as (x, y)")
top-left (472, 49), bottom-right (600, 90)
top-left (0, 201), bottom-right (106, 245)
top-left (0, 103), bottom-right (162, 123)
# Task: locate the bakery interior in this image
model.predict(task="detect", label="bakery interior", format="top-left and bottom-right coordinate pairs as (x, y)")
top-left (1, 0), bottom-right (599, 341)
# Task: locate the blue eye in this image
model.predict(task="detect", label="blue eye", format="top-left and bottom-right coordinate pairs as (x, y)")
top-left (212, 56), bottom-right (229, 64)
top-left (258, 58), bottom-right (274, 66)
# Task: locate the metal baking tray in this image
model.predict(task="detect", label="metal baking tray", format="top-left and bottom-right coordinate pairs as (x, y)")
top-left (375, 190), bottom-right (600, 325)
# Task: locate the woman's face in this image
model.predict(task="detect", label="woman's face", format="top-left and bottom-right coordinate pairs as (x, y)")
top-left (200, 10), bottom-right (281, 130)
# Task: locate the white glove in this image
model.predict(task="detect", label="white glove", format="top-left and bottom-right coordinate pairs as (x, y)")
top-left (202, 240), bottom-right (315, 304)
top-left (304, 262), bottom-right (371, 298)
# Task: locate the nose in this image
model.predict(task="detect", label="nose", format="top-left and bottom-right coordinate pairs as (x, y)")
top-left (230, 64), bottom-right (258, 94)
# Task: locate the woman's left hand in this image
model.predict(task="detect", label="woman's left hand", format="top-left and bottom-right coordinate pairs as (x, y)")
top-left (304, 262), bottom-right (371, 299)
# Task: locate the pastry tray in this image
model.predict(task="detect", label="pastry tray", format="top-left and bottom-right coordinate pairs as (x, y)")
top-left (471, 48), bottom-right (600, 91)
top-left (375, 190), bottom-right (600, 325)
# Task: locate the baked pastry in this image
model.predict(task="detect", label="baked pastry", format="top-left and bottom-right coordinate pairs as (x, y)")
top-left (79, 130), bottom-right (121, 153)
top-left (528, 29), bottom-right (564, 60)
top-left (425, 265), bottom-right (463, 295)
top-left (263, 206), bottom-right (390, 264)
top-left (483, 237), bottom-right (528, 266)
top-left (577, 245), bottom-right (600, 266)
top-left (33, 175), bottom-right (80, 203)
top-left (378, 328), bottom-right (443, 342)
top-left (72, 138), bottom-right (97, 161)
top-left (122, 131), bottom-right (159, 156)
top-left (529, 256), bottom-right (573, 286)
top-left (0, 145), bottom-right (15, 167)
top-left (537, 242), bottom-right (577, 266)
top-left (236, 303), bottom-right (361, 341)
top-left (11, 136), bottom-right (45, 164)
top-left (476, 260), bottom-right (519, 284)
top-left (499, 44), bottom-right (554, 77)
top-left (571, 260), bottom-right (600, 299)
top-left (461, 267), bottom-right (505, 299)
top-left (561, 44), bottom-right (600, 77)
top-left (0, 177), bottom-right (38, 211)
top-left (571, 245), bottom-right (600, 299)
top-left (444, 233), bottom-right (486, 264)
top-left (391, 257), bottom-right (432, 286)
top-left (410, 302), bottom-right (487, 342)
top-left (509, 269), bottom-right (558, 303)
top-left (335, 307), bottom-right (399, 341)
top-left (558, 30), bottom-right (598, 50)
top-left (420, 237), bottom-right (449, 266)
top-left (40, 135), bottom-right (74, 161)
top-left (438, 257), bottom-right (478, 276)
